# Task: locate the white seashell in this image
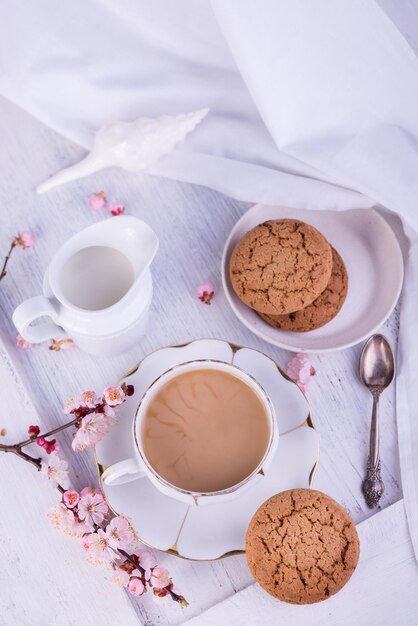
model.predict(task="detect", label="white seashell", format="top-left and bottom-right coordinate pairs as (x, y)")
top-left (36, 108), bottom-right (209, 194)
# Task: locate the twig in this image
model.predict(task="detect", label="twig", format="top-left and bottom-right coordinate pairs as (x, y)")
top-left (0, 241), bottom-right (16, 281)
top-left (16, 417), bottom-right (79, 449)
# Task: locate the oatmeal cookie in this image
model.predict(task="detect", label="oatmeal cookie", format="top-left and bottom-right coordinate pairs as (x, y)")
top-left (230, 220), bottom-right (332, 315)
top-left (246, 489), bottom-right (360, 604)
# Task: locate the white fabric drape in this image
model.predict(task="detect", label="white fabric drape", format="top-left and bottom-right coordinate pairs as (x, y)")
top-left (1, 0), bottom-right (418, 558)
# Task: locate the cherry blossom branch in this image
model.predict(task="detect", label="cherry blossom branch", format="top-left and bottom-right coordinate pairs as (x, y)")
top-left (0, 232), bottom-right (35, 282)
top-left (0, 384), bottom-right (188, 607)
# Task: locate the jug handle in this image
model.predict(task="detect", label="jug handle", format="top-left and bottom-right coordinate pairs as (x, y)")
top-left (13, 296), bottom-right (66, 343)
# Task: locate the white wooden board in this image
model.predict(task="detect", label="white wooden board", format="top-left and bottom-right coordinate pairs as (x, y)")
top-left (0, 96), bottom-right (402, 625)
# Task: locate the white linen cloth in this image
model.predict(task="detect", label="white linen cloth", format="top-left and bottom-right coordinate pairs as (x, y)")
top-left (1, 0), bottom-right (418, 566)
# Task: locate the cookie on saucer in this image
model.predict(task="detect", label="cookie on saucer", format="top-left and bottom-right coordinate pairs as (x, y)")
top-left (258, 247), bottom-right (348, 332)
top-left (229, 219), bottom-right (333, 315)
top-left (246, 489), bottom-right (360, 604)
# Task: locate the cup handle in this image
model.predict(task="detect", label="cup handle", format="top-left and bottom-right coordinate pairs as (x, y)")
top-left (101, 458), bottom-right (146, 486)
top-left (13, 296), bottom-right (66, 343)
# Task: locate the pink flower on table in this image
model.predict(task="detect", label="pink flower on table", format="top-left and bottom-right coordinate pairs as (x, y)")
top-left (149, 566), bottom-right (171, 589)
top-left (105, 516), bottom-right (135, 551)
top-left (17, 335), bottom-right (33, 350)
top-left (83, 529), bottom-right (115, 564)
top-left (286, 352), bottom-right (316, 395)
top-left (79, 390), bottom-right (99, 409)
top-left (128, 577), bottom-right (145, 597)
top-left (103, 385), bottom-right (125, 407)
top-left (27, 424), bottom-right (40, 438)
top-left (63, 489), bottom-right (80, 509)
top-left (49, 338), bottom-right (75, 351)
top-left (112, 568), bottom-right (130, 587)
top-left (109, 203), bottom-right (125, 216)
top-left (78, 489), bottom-right (108, 526)
top-left (72, 412), bottom-right (110, 451)
top-left (14, 231), bottom-right (35, 248)
top-left (197, 281), bottom-right (215, 305)
top-left (88, 191), bottom-right (107, 210)
top-left (41, 455), bottom-right (70, 489)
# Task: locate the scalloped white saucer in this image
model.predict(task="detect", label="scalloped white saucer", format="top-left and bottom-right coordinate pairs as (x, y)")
top-left (95, 339), bottom-right (319, 560)
top-left (222, 205), bottom-right (403, 352)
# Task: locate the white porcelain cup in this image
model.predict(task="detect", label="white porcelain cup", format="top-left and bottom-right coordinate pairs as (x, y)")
top-left (102, 359), bottom-right (279, 506)
top-left (12, 217), bottom-right (158, 357)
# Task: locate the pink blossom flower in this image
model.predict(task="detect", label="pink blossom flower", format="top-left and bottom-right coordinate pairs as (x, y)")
top-left (105, 516), bottom-right (135, 551)
top-left (17, 335), bottom-right (32, 350)
top-left (83, 529), bottom-right (115, 564)
top-left (112, 568), bottom-right (130, 587)
top-left (14, 231), bottom-right (35, 248)
top-left (79, 390), bottom-right (99, 409)
top-left (103, 404), bottom-right (116, 418)
top-left (128, 577), bottom-right (145, 597)
top-left (41, 455), bottom-right (70, 489)
top-left (197, 281), bottom-right (215, 305)
top-left (50, 440), bottom-right (60, 455)
top-left (135, 548), bottom-right (157, 579)
top-left (48, 503), bottom-right (75, 533)
top-left (286, 352), bottom-right (316, 394)
top-left (49, 338), bottom-right (75, 351)
top-left (71, 517), bottom-right (92, 538)
top-left (63, 396), bottom-right (79, 414)
top-left (63, 490), bottom-right (80, 509)
top-left (109, 203), bottom-right (125, 216)
top-left (78, 490), bottom-right (108, 526)
top-left (79, 486), bottom-right (93, 498)
top-left (81, 536), bottom-right (91, 552)
top-left (150, 566), bottom-right (171, 589)
top-left (124, 384), bottom-right (135, 397)
top-left (44, 439), bottom-right (58, 454)
top-left (88, 191), bottom-right (106, 210)
top-left (37, 436), bottom-right (59, 455)
top-left (48, 504), bottom-right (89, 538)
top-left (72, 412), bottom-right (110, 451)
top-left (103, 385), bottom-right (125, 407)
top-left (28, 425), bottom-right (40, 438)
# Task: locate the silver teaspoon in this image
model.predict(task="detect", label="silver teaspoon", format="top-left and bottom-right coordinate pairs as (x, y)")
top-left (359, 334), bottom-right (395, 509)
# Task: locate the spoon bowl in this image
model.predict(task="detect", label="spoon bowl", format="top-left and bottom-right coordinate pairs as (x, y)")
top-left (359, 335), bottom-right (395, 389)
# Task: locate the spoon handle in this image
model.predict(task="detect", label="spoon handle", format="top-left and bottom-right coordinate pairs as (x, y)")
top-left (362, 390), bottom-right (384, 508)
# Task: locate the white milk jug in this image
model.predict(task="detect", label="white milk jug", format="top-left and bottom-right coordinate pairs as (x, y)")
top-left (13, 216), bottom-right (158, 357)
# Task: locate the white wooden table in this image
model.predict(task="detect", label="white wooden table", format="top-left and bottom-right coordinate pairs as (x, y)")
top-left (0, 95), bottom-right (401, 626)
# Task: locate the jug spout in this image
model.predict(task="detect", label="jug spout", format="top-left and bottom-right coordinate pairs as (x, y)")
top-left (116, 216), bottom-right (159, 280)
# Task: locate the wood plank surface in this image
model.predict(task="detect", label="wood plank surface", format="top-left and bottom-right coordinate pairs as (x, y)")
top-left (0, 96), bottom-right (401, 625)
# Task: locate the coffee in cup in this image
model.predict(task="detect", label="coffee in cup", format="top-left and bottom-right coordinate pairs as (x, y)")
top-left (141, 367), bottom-right (271, 493)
